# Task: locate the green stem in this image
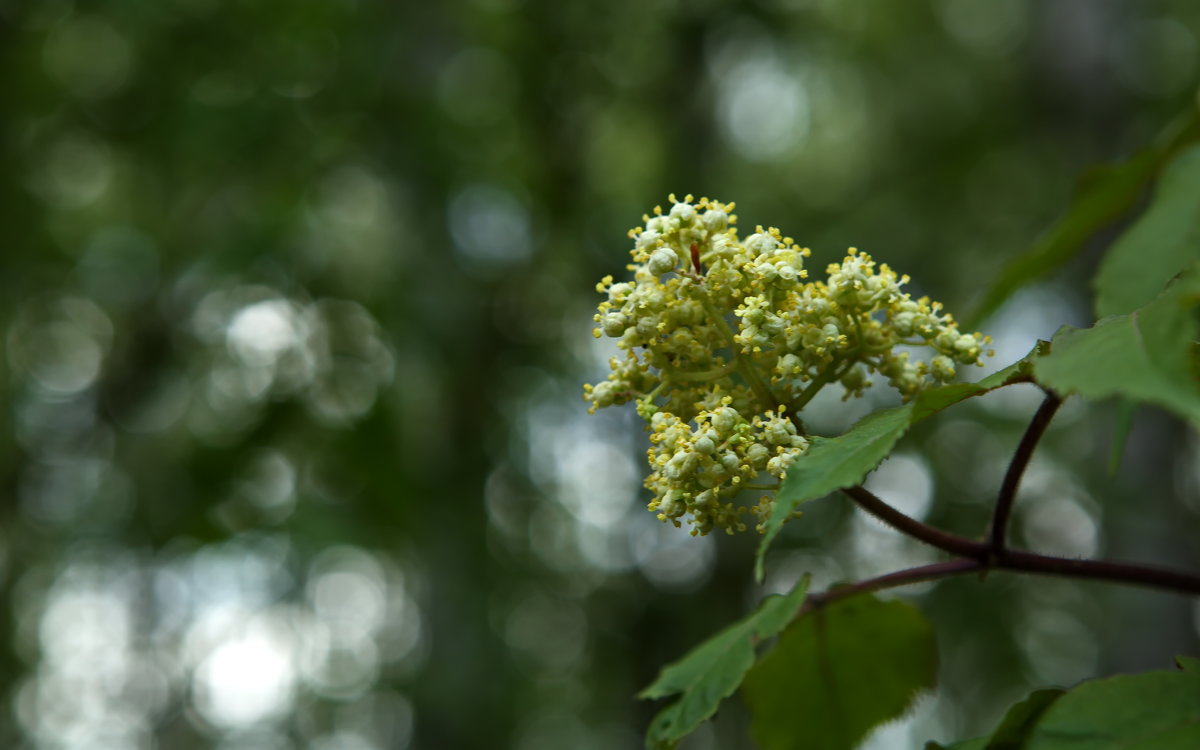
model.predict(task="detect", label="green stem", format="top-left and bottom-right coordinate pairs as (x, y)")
top-left (790, 357), bottom-right (849, 413)
top-left (697, 295), bottom-right (779, 411)
top-left (640, 380), bottom-right (667, 404)
top-left (661, 359), bottom-right (739, 382)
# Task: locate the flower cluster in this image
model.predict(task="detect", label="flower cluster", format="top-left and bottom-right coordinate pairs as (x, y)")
top-left (584, 195), bottom-right (991, 535)
top-left (643, 400), bottom-right (808, 534)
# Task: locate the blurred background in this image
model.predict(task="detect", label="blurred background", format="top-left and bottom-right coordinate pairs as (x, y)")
top-left (2, 0), bottom-right (1199, 748)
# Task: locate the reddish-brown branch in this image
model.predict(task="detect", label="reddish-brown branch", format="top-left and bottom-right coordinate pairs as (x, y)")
top-left (842, 485), bottom-right (987, 559)
top-left (803, 559), bottom-right (985, 614)
top-left (821, 483), bottom-right (1200, 612)
top-left (990, 390), bottom-right (1063, 554)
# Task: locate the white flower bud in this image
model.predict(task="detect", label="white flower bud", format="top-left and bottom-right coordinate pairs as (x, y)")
top-left (607, 282), bottom-right (633, 302)
top-left (636, 230), bottom-right (662, 250)
top-left (935, 330), bottom-right (958, 352)
top-left (765, 418), bottom-right (795, 447)
top-left (954, 334), bottom-right (980, 358)
top-left (601, 312), bottom-right (628, 337)
top-left (702, 209), bottom-right (728, 232)
top-left (670, 201), bottom-right (695, 225)
top-left (740, 305), bottom-right (765, 325)
top-left (713, 407), bottom-right (740, 435)
top-left (930, 355), bottom-right (956, 381)
top-left (590, 381), bottom-right (616, 407)
top-left (720, 450), bottom-right (740, 472)
top-left (672, 451), bottom-right (700, 479)
top-left (648, 247), bottom-right (678, 275)
top-left (768, 450), bottom-right (802, 477)
top-left (744, 232), bottom-right (777, 257)
top-left (646, 216), bottom-right (669, 234)
top-left (755, 262), bottom-right (779, 282)
top-left (746, 443), bottom-right (769, 467)
top-left (630, 317), bottom-right (656, 342)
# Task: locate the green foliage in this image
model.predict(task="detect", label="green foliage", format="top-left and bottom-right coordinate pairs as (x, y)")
top-left (934, 658), bottom-right (1200, 750)
top-left (969, 110), bottom-right (1200, 328)
top-left (927, 689), bottom-right (1065, 750)
top-left (1094, 144), bottom-right (1200, 318)
top-left (741, 595), bottom-right (937, 750)
top-left (981, 689), bottom-right (1066, 750)
top-left (1021, 657), bottom-right (1200, 749)
top-left (1035, 265), bottom-right (1200, 428)
top-left (1083, 134), bottom-right (1200, 472)
top-left (640, 575), bottom-right (810, 747)
top-left (755, 351), bottom-right (1037, 579)
top-left (1106, 399), bottom-right (1137, 474)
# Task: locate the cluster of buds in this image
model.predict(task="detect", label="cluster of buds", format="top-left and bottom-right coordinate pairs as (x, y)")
top-left (584, 195), bottom-right (990, 535)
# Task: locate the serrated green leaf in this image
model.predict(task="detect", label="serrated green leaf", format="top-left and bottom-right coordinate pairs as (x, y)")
top-left (640, 575), bottom-right (810, 746)
top-left (1095, 144), bottom-right (1200, 318)
top-left (753, 406), bottom-right (909, 582)
top-left (742, 595), bottom-right (937, 750)
top-left (754, 349), bottom-right (1038, 580)
top-left (969, 109), bottom-right (1200, 328)
top-left (1022, 657), bottom-right (1200, 749)
top-left (1035, 265), bottom-right (1200, 428)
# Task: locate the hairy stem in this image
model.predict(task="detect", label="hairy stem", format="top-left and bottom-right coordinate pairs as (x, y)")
top-left (989, 390), bottom-right (1063, 554)
top-left (842, 485), bottom-right (987, 559)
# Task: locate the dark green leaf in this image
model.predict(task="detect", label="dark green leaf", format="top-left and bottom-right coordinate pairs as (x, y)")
top-left (742, 595), bottom-right (938, 750)
top-left (982, 688), bottom-right (1065, 749)
top-left (755, 348), bottom-right (1039, 580)
top-left (640, 576), bottom-right (810, 746)
top-left (1035, 265), bottom-right (1200, 428)
top-left (1106, 400), bottom-right (1136, 475)
top-left (969, 111), bottom-right (1200, 328)
top-left (1094, 144), bottom-right (1200, 318)
top-left (1023, 657), bottom-right (1200, 749)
